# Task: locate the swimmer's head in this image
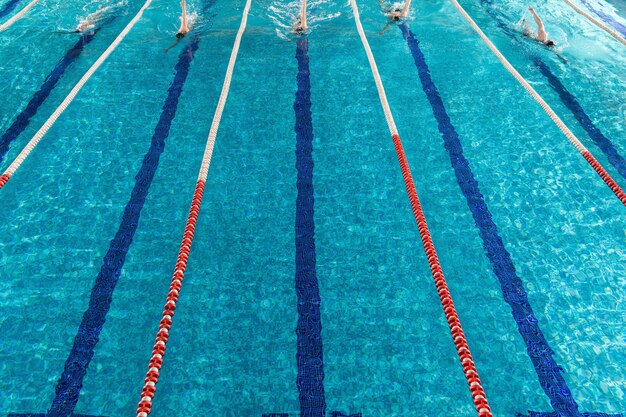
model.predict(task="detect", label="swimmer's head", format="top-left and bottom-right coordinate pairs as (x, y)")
top-left (545, 39), bottom-right (555, 47)
top-left (176, 32), bottom-right (185, 39)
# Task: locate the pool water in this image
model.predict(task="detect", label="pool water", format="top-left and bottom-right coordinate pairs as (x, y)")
top-left (0, 0), bottom-right (624, 415)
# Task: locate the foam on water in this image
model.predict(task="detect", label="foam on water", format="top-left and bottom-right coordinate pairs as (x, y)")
top-left (268, 0), bottom-right (341, 39)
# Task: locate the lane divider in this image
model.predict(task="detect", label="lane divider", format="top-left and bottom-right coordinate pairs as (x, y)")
top-left (534, 62), bottom-right (626, 182)
top-left (135, 0), bottom-right (252, 415)
top-left (348, 1), bottom-right (492, 416)
top-left (0, 0), bottom-right (155, 190)
top-left (579, 0), bottom-right (626, 37)
top-left (561, 0), bottom-right (626, 46)
top-left (0, 0), bottom-right (39, 31)
top-left (448, 0), bottom-right (626, 206)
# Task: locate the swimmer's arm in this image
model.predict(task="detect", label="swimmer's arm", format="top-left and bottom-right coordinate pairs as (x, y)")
top-left (528, 6), bottom-right (541, 26)
top-left (554, 49), bottom-right (567, 64)
top-left (164, 38), bottom-right (181, 53)
top-left (379, 21), bottom-right (392, 35)
top-left (400, 0), bottom-right (411, 17)
top-left (300, 0), bottom-right (307, 30)
top-left (529, 6), bottom-right (547, 39)
top-left (181, 0), bottom-right (187, 27)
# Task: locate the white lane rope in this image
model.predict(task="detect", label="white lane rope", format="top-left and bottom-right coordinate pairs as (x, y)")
top-left (197, 0), bottom-right (251, 181)
top-left (0, 0), bottom-right (155, 187)
top-left (561, 0), bottom-right (626, 46)
top-left (348, 1), bottom-right (398, 136)
top-left (0, 0), bottom-right (40, 32)
top-left (448, 0), bottom-right (626, 205)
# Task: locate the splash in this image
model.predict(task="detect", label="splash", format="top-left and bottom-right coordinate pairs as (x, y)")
top-left (69, 0), bottom-right (127, 32)
top-left (186, 10), bottom-right (199, 28)
top-left (268, 0), bottom-right (342, 39)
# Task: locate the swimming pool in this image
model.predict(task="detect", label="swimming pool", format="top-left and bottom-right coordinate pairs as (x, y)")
top-left (0, 0), bottom-right (624, 415)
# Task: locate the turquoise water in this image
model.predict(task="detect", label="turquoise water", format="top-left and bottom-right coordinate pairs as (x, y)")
top-left (0, 0), bottom-right (624, 415)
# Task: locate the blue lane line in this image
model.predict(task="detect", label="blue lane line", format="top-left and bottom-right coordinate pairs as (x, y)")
top-left (475, 0), bottom-right (626, 184)
top-left (261, 413), bottom-right (360, 417)
top-left (579, 0), bottom-right (626, 36)
top-left (8, 36), bottom-right (201, 417)
top-left (294, 36), bottom-right (326, 417)
top-left (7, 414), bottom-right (105, 417)
top-left (398, 22), bottom-right (622, 417)
top-left (0, 19), bottom-right (114, 165)
top-left (0, 0), bottom-right (22, 19)
top-left (533, 60), bottom-right (626, 180)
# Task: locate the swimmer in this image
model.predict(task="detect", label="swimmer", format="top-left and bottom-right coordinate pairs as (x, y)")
top-left (379, 0), bottom-right (411, 35)
top-left (523, 6), bottom-right (554, 46)
top-left (164, 0), bottom-right (192, 52)
top-left (294, 0), bottom-right (307, 34)
top-left (522, 6), bottom-right (567, 62)
top-left (176, 0), bottom-right (190, 38)
top-left (75, 5), bottom-right (106, 32)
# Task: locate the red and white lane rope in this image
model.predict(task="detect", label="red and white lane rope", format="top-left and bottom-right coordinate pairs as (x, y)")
top-left (448, 0), bottom-right (626, 206)
top-left (348, 1), bottom-right (492, 416)
top-left (135, 0), bottom-right (251, 415)
top-left (0, 0), bottom-right (39, 31)
top-left (0, 0), bottom-right (155, 190)
top-left (561, 0), bottom-right (626, 46)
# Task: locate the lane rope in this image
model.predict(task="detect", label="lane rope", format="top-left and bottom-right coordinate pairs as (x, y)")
top-left (0, 0), bottom-right (39, 32)
top-left (348, 1), bottom-right (492, 416)
top-left (561, 0), bottom-right (626, 46)
top-left (134, 0), bottom-right (252, 415)
top-left (579, 0), bottom-right (626, 36)
top-left (448, 0), bottom-right (626, 206)
top-left (0, 0), bottom-right (155, 190)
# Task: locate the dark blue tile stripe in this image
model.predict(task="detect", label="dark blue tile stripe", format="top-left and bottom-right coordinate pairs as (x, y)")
top-left (0, 0), bottom-right (22, 19)
top-left (533, 60), bottom-right (626, 180)
top-left (399, 22), bottom-right (621, 417)
top-left (294, 36), bottom-right (326, 417)
top-left (7, 414), bottom-right (103, 417)
top-left (474, 0), bottom-right (626, 184)
top-left (261, 413), bottom-right (360, 417)
top-left (8, 414), bottom-right (106, 417)
top-left (43, 36), bottom-right (201, 417)
top-left (527, 413), bottom-right (622, 417)
top-left (0, 19), bottom-right (114, 165)
top-left (579, 0), bottom-right (626, 36)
